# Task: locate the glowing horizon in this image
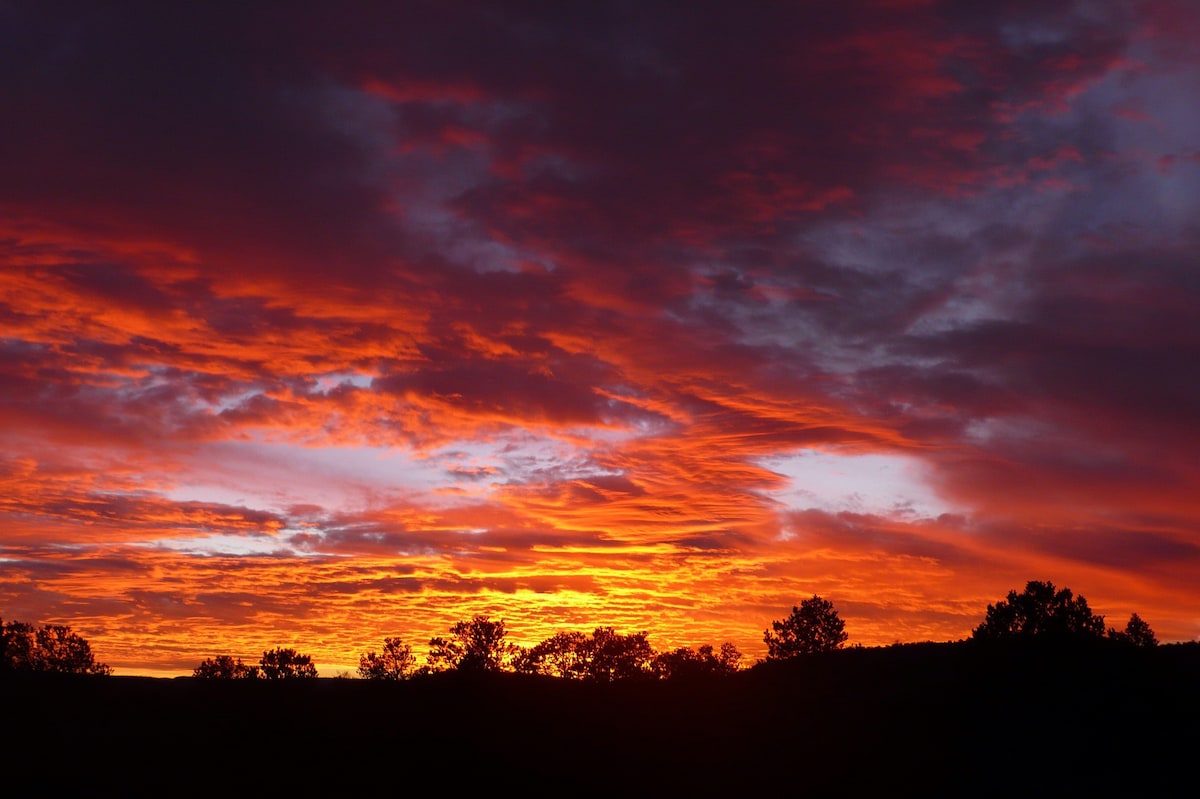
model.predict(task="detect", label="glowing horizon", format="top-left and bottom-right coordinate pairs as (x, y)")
top-left (3, 0), bottom-right (1200, 676)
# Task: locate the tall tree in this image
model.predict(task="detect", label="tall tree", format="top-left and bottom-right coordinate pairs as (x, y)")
top-left (763, 595), bottom-right (848, 660)
top-left (427, 616), bottom-right (513, 672)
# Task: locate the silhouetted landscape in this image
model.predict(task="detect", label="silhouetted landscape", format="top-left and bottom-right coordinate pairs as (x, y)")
top-left (5, 639), bottom-right (1198, 796)
top-left (6, 11), bottom-right (1200, 799)
top-left (4, 583), bottom-right (1195, 794)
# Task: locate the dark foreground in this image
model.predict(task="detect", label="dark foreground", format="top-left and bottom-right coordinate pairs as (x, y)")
top-left (4, 641), bottom-right (1198, 797)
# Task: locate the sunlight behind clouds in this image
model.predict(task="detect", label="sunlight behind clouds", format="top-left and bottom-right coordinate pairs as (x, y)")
top-left (762, 449), bottom-right (960, 520)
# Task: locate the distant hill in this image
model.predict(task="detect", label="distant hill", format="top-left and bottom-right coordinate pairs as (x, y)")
top-left (4, 640), bottom-right (1197, 796)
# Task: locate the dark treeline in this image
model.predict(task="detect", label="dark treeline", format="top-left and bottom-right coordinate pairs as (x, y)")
top-left (201, 581), bottom-right (1162, 681)
top-left (2, 580), bottom-right (1196, 795)
top-left (4, 636), bottom-right (1198, 795)
top-left (0, 580), bottom-right (1167, 680)
top-left (0, 618), bottom-right (112, 675)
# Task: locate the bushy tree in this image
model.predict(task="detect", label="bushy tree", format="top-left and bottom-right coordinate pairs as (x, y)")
top-left (427, 615), bottom-right (513, 673)
top-left (193, 655), bottom-right (259, 679)
top-left (258, 647), bottom-right (318, 679)
top-left (764, 595), bottom-right (848, 660)
top-left (715, 641), bottom-right (743, 672)
top-left (3, 621), bottom-right (41, 671)
top-left (1, 619), bottom-right (112, 675)
top-left (587, 627), bottom-right (655, 682)
top-left (512, 631), bottom-right (590, 679)
top-left (972, 581), bottom-right (1106, 641)
top-left (514, 627), bottom-right (656, 681)
top-left (652, 642), bottom-right (742, 679)
top-left (1108, 613), bottom-right (1158, 647)
top-left (358, 636), bottom-right (417, 680)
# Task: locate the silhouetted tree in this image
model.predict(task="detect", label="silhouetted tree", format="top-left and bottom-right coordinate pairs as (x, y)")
top-left (586, 627), bottom-right (655, 682)
top-left (971, 580), bottom-right (1106, 641)
top-left (0, 619), bottom-right (112, 675)
top-left (358, 636), bottom-right (417, 680)
top-left (258, 647), bottom-right (318, 679)
top-left (764, 595), bottom-right (848, 660)
top-left (652, 642), bottom-right (742, 679)
top-left (193, 655), bottom-right (259, 679)
top-left (513, 627), bottom-right (655, 681)
top-left (1, 620), bottom-right (36, 672)
top-left (716, 641), bottom-right (743, 672)
top-left (427, 615), bottom-right (513, 672)
top-left (1108, 613), bottom-right (1158, 647)
top-left (512, 631), bottom-right (590, 678)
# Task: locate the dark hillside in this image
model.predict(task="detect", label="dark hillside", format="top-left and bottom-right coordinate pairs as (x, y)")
top-left (4, 641), bottom-right (1197, 796)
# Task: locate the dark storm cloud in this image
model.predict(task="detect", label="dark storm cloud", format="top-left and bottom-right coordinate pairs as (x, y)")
top-left (0, 1), bottom-right (403, 281)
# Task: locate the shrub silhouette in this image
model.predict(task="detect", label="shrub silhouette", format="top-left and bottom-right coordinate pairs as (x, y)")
top-left (0, 618), bottom-right (112, 675)
top-left (193, 655), bottom-right (259, 679)
top-left (1108, 612), bottom-right (1158, 647)
top-left (258, 647), bottom-right (318, 679)
top-left (514, 627), bottom-right (656, 681)
top-left (763, 595), bottom-right (848, 659)
top-left (652, 642), bottom-right (742, 678)
top-left (512, 631), bottom-right (590, 678)
top-left (358, 636), bottom-right (417, 680)
top-left (191, 649), bottom-right (318, 679)
top-left (972, 580), bottom-right (1106, 641)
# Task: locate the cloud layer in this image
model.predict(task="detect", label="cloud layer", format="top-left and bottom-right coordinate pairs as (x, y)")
top-left (3, 0), bottom-right (1199, 674)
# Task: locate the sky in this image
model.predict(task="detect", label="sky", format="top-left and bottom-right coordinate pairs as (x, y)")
top-left (2, 0), bottom-right (1199, 677)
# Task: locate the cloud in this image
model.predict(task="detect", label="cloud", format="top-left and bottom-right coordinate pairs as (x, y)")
top-left (2, 0), bottom-right (1199, 673)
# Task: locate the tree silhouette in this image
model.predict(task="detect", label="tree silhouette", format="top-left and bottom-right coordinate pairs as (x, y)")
top-left (3, 621), bottom-right (39, 672)
top-left (513, 627), bottom-right (656, 681)
top-left (193, 655), bottom-right (259, 679)
top-left (715, 641), bottom-right (743, 672)
top-left (512, 631), bottom-right (590, 678)
top-left (427, 615), bottom-right (513, 672)
top-left (1108, 613), bottom-right (1158, 647)
top-left (258, 647), bottom-right (318, 679)
top-left (652, 642), bottom-right (742, 679)
top-left (763, 595), bottom-right (848, 660)
top-left (586, 627), bottom-right (655, 682)
top-left (971, 580), bottom-right (1106, 641)
top-left (1, 619), bottom-right (112, 675)
top-left (358, 636), bottom-right (417, 680)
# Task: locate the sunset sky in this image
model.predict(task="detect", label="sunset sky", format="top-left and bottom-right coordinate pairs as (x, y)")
top-left (3, 0), bottom-right (1199, 676)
